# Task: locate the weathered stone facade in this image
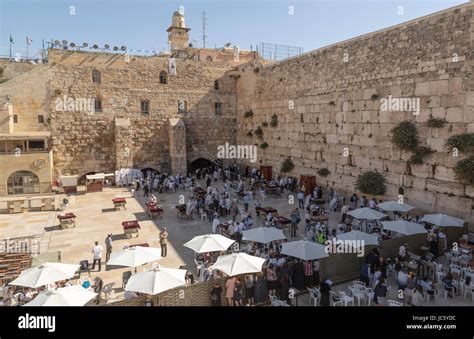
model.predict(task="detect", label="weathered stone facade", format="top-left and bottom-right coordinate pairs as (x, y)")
top-left (235, 3), bottom-right (474, 224)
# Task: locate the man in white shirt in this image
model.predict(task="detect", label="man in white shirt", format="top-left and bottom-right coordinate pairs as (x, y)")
top-left (92, 241), bottom-right (103, 271)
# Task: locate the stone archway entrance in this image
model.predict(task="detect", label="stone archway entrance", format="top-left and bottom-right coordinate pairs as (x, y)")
top-left (188, 158), bottom-right (214, 172)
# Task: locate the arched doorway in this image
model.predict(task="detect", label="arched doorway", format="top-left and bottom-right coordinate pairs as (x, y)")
top-left (7, 171), bottom-right (40, 195)
top-left (188, 158), bottom-right (214, 172)
top-left (141, 168), bottom-right (160, 178)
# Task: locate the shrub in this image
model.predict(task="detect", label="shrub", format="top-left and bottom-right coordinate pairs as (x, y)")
top-left (244, 110), bottom-right (253, 118)
top-left (356, 171), bottom-right (386, 196)
top-left (446, 133), bottom-right (474, 153)
top-left (270, 114), bottom-right (278, 127)
top-left (317, 168), bottom-right (330, 177)
top-left (328, 101), bottom-right (335, 106)
top-left (262, 122), bottom-right (268, 127)
top-left (371, 94), bottom-right (379, 100)
top-left (280, 157), bottom-right (294, 173)
top-left (426, 115), bottom-right (447, 128)
top-left (409, 146), bottom-right (434, 165)
top-left (453, 156), bottom-right (474, 184)
top-left (391, 121), bottom-right (419, 151)
top-left (246, 131), bottom-right (253, 137)
top-left (260, 142), bottom-right (268, 149)
top-left (254, 126), bottom-right (263, 139)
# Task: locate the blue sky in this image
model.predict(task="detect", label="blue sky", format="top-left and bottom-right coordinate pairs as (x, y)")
top-left (0, 0), bottom-right (468, 59)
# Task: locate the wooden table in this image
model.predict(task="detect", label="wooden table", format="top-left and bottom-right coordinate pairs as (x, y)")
top-left (146, 202), bottom-right (163, 219)
top-left (275, 216), bottom-right (291, 229)
top-left (130, 243), bottom-right (150, 248)
top-left (122, 220), bottom-right (141, 239)
top-left (311, 215), bottom-right (329, 223)
top-left (57, 213), bottom-right (76, 229)
top-left (112, 198), bottom-right (126, 210)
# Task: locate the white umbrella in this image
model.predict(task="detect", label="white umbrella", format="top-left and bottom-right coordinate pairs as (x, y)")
top-left (336, 231), bottom-right (379, 247)
top-left (382, 220), bottom-right (427, 236)
top-left (23, 285), bottom-right (97, 306)
top-left (281, 240), bottom-right (329, 261)
top-left (421, 214), bottom-right (465, 228)
top-left (9, 263), bottom-right (80, 288)
top-left (211, 253), bottom-right (265, 276)
top-left (183, 234), bottom-right (235, 253)
top-left (107, 246), bottom-right (162, 268)
top-left (377, 201), bottom-right (415, 213)
top-left (347, 208), bottom-right (387, 220)
top-left (125, 266), bottom-right (187, 295)
top-left (242, 227), bottom-right (286, 244)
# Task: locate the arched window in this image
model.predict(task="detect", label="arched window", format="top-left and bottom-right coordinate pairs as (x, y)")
top-left (159, 71), bottom-right (168, 84)
top-left (141, 100), bottom-right (150, 114)
top-left (178, 99), bottom-right (187, 113)
top-left (92, 69), bottom-right (101, 83)
top-left (7, 171), bottom-right (40, 195)
top-left (206, 56), bottom-right (213, 62)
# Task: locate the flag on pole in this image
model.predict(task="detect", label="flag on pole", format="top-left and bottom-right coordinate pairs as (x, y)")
top-left (27, 37), bottom-right (33, 45)
top-left (10, 35), bottom-right (15, 44)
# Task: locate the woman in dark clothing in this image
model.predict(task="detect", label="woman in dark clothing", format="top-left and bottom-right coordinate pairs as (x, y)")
top-left (291, 260), bottom-right (305, 290)
top-left (278, 262), bottom-right (291, 303)
top-left (377, 256), bottom-right (388, 279)
top-left (210, 281), bottom-right (223, 306)
top-left (254, 274), bottom-right (268, 304)
top-left (319, 278), bottom-right (331, 306)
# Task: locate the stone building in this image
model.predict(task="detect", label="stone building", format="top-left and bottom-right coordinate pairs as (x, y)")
top-left (0, 4), bottom-right (472, 226)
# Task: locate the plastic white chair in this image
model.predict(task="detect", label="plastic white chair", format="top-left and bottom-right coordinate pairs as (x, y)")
top-left (442, 282), bottom-right (455, 299)
top-left (338, 291), bottom-right (354, 306)
top-left (349, 286), bottom-right (366, 306)
top-left (463, 283), bottom-right (474, 302)
top-left (307, 287), bottom-right (319, 306)
top-left (365, 287), bottom-right (375, 306)
top-left (387, 299), bottom-right (403, 306)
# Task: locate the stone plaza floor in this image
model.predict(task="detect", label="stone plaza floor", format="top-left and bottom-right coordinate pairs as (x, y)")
top-left (1, 180), bottom-right (473, 306)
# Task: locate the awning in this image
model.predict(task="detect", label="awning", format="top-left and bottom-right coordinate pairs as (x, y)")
top-left (86, 173), bottom-right (105, 180)
top-left (60, 175), bottom-right (78, 186)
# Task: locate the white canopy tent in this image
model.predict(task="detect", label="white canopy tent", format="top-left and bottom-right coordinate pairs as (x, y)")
top-left (183, 234), bottom-right (235, 253)
top-left (9, 263), bottom-right (80, 288)
top-left (281, 240), bottom-right (329, 261)
top-left (382, 220), bottom-right (427, 236)
top-left (24, 285), bottom-right (97, 306)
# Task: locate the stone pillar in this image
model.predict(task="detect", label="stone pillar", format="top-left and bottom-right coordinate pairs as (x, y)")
top-left (114, 118), bottom-right (133, 169)
top-left (168, 117), bottom-right (187, 175)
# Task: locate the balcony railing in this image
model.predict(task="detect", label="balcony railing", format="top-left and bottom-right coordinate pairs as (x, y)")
top-left (0, 149), bottom-right (50, 155)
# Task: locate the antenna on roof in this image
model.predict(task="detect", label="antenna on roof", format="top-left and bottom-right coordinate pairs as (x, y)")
top-left (202, 11), bottom-right (208, 48)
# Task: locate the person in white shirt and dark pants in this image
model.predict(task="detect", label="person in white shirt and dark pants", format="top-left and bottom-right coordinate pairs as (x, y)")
top-left (92, 241), bottom-right (103, 271)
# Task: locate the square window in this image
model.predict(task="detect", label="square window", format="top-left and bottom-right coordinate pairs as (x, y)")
top-left (215, 102), bottom-right (222, 115)
top-left (94, 99), bottom-right (102, 112)
top-left (13, 115), bottom-right (18, 123)
top-left (38, 115), bottom-right (45, 123)
top-left (141, 100), bottom-right (150, 114)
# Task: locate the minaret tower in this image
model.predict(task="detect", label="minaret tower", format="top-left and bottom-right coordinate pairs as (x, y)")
top-left (167, 10), bottom-right (191, 51)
